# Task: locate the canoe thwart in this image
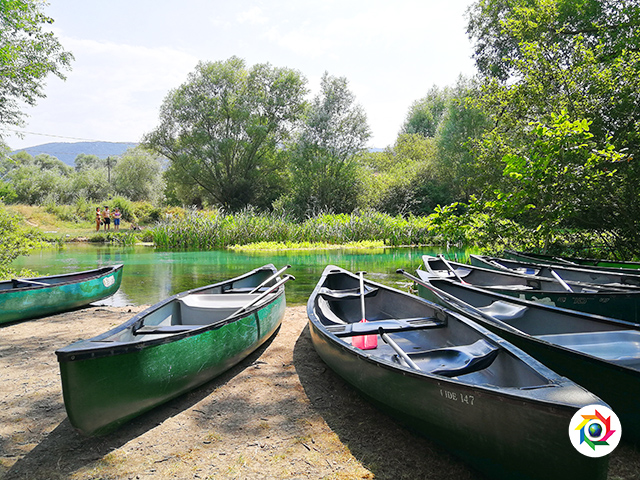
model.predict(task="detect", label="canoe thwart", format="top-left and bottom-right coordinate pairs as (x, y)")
top-left (404, 339), bottom-right (500, 378)
top-left (12, 278), bottom-right (50, 287)
top-left (133, 325), bottom-right (202, 335)
top-left (326, 317), bottom-right (445, 337)
top-left (318, 285), bottom-right (378, 300)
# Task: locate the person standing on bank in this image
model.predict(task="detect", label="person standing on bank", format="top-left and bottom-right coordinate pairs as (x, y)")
top-left (95, 207), bottom-right (101, 232)
top-left (102, 206), bottom-right (111, 231)
top-left (113, 207), bottom-right (121, 231)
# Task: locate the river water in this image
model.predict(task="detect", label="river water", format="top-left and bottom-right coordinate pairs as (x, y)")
top-left (11, 244), bottom-right (469, 306)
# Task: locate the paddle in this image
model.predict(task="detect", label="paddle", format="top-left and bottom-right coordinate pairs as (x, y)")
top-left (249, 265), bottom-right (292, 294)
top-left (438, 254), bottom-right (467, 284)
top-left (379, 328), bottom-right (421, 370)
top-left (549, 269), bottom-right (573, 292)
top-left (398, 268), bottom-right (508, 328)
top-left (351, 271), bottom-right (378, 350)
top-left (231, 274), bottom-right (295, 317)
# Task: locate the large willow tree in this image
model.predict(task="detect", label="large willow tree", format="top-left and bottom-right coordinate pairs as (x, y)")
top-left (144, 57), bottom-right (307, 211)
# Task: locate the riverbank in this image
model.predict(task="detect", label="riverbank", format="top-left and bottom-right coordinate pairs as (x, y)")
top-left (1, 306), bottom-right (639, 479)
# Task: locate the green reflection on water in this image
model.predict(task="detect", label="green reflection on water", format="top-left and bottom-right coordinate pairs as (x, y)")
top-left (12, 244), bottom-right (470, 306)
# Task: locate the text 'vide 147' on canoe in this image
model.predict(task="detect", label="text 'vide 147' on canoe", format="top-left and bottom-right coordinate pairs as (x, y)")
top-left (55, 264), bottom-right (293, 436)
top-left (306, 265), bottom-right (610, 480)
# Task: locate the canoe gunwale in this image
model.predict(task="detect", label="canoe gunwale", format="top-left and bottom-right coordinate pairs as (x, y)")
top-left (55, 264), bottom-right (283, 362)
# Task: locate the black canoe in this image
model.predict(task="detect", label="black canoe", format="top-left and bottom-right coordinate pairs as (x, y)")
top-left (423, 255), bottom-right (640, 322)
top-left (307, 265), bottom-right (608, 480)
top-left (505, 250), bottom-right (640, 272)
top-left (408, 268), bottom-right (640, 445)
top-left (469, 254), bottom-right (640, 289)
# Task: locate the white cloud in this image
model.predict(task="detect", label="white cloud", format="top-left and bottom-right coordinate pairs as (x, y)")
top-left (237, 7), bottom-right (269, 25)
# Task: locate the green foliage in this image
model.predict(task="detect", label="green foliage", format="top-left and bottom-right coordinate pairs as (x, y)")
top-left (112, 146), bottom-right (165, 202)
top-left (360, 134), bottom-right (452, 215)
top-left (0, 0), bottom-right (74, 131)
top-left (144, 56), bottom-right (307, 212)
top-left (0, 205), bottom-right (45, 279)
top-left (285, 72), bottom-right (370, 219)
top-left (402, 86), bottom-right (450, 137)
top-left (150, 209), bottom-right (440, 249)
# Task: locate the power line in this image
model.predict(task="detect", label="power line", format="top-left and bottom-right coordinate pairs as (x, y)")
top-left (3, 128), bottom-right (137, 144)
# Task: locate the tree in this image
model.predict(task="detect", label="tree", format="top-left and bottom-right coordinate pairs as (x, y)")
top-left (284, 72), bottom-right (370, 218)
top-left (144, 57), bottom-right (307, 212)
top-left (401, 86), bottom-right (450, 138)
top-left (112, 146), bottom-right (164, 202)
top-left (0, 0), bottom-right (73, 132)
top-left (360, 134), bottom-right (451, 216)
top-left (466, 0), bottom-right (640, 254)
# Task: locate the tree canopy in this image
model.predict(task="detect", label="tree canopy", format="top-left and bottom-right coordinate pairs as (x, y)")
top-left (144, 57), bottom-right (308, 212)
top-left (0, 0), bottom-right (73, 132)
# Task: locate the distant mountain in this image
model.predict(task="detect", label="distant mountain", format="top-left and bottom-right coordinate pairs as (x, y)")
top-left (12, 141), bottom-right (138, 167)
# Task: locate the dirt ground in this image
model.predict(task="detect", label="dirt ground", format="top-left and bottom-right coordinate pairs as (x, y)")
top-left (1, 306), bottom-right (639, 480)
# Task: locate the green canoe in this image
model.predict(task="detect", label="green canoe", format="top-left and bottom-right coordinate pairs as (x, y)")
top-left (406, 268), bottom-right (640, 444)
top-left (56, 264), bottom-right (293, 436)
top-left (423, 255), bottom-right (640, 322)
top-left (0, 265), bottom-right (123, 325)
top-left (307, 265), bottom-right (609, 480)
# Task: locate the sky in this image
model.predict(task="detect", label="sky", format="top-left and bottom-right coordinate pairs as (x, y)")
top-left (3, 0), bottom-right (478, 152)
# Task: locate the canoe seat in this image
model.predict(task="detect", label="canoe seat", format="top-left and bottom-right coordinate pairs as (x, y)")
top-left (179, 293), bottom-right (262, 325)
top-left (534, 330), bottom-right (640, 366)
top-left (318, 285), bottom-right (378, 300)
top-left (406, 339), bottom-right (499, 377)
top-left (477, 301), bottom-right (528, 321)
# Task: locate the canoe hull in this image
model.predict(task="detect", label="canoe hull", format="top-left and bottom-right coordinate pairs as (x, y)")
top-left (59, 293), bottom-right (284, 435)
top-left (0, 265), bottom-right (123, 324)
top-left (307, 266), bottom-right (608, 480)
top-left (56, 265), bottom-right (287, 435)
top-left (309, 322), bottom-right (607, 480)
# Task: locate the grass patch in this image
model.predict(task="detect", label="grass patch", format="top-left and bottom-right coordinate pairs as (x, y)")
top-left (228, 240), bottom-right (385, 251)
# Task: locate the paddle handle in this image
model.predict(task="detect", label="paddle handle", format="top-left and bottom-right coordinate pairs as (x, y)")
top-left (380, 330), bottom-right (421, 370)
top-left (358, 271), bottom-right (366, 320)
top-left (249, 265), bottom-right (292, 294)
top-left (550, 269), bottom-right (574, 292)
top-left (438, 255), bottom-right (466, 284)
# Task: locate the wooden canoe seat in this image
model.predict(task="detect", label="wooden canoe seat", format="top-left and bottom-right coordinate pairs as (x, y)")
top-left (477, 301), bottom-right (528, 321)
top-left (406, 339), bottom-right (499, 377)
top-left (534, 330), bottom-right (640, 366)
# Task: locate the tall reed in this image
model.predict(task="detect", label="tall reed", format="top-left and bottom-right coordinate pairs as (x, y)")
top-left (150, 209), bottom-right (442, 249)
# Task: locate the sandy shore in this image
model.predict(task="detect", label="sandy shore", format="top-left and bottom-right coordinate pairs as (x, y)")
top-left (0, 305), bottom-right (638, 479)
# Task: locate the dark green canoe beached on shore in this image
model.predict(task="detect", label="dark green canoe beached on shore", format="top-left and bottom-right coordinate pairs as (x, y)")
top-left (423, 255), bottom-right (640, 322)
top-left (56, 265), bottom-right (292, 436)
top-left (0, 265), bottom-right (123, 324)
top-left (408, 269), bottom-right (640, 444)
top-left (307, 265), bottom-right (609, 480)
